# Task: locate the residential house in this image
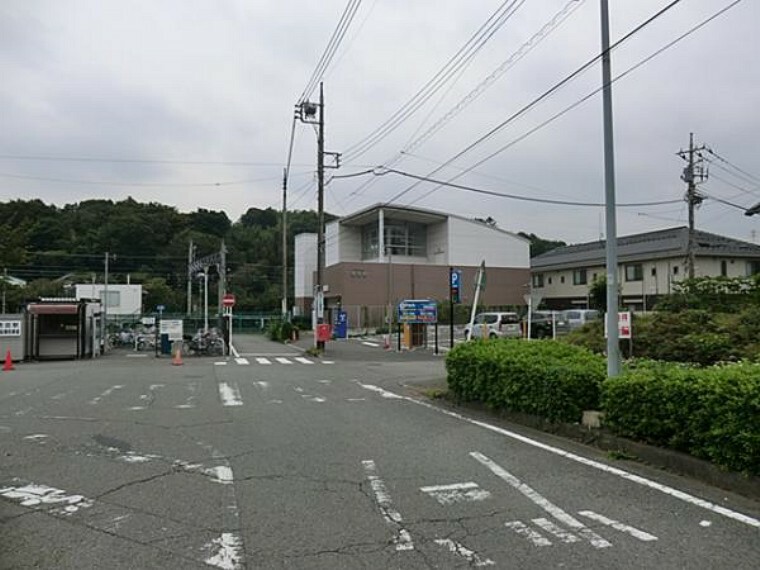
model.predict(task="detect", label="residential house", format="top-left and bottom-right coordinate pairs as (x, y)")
top-left (530, 227), bottom-right (760, 311)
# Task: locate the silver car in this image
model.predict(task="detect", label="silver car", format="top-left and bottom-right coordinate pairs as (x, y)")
top-left (465, 312), bottom-right (522, 339)
top-left (559, 309), bottom-right (600, 331)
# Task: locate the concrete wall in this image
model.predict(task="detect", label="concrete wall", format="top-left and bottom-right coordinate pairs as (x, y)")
top-left (447, 217), bottom-right (529, 268)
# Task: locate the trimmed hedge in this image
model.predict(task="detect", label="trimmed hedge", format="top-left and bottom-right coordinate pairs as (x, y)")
top-left (445, 339), bottom-right (605, 423)
top-left (603, 360), bottom-right (760, 474)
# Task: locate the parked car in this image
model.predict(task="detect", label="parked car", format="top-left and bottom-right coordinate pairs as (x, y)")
top-left (559, 309), bottom-right (601, 332)
top-left (465, 312), bottom-right (521, 339)
top-left (523, 311), bottom-right (566, 339)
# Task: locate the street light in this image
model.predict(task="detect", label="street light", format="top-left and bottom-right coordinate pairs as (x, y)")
top-left (745, 202), bottom-right (760, 217)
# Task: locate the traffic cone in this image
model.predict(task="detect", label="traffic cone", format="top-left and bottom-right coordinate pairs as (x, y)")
top-left (171, 344), bottom-right (183, 366)
top-left (2, 350), bottom-right (14, 372)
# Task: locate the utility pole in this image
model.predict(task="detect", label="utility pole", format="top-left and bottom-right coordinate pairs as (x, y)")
top-left (295, 82), bottom-right (340, 350)
top-left (600, 0), bottom-right (621, 377)
top-left (281, 168), bottom-right (289, 321)
top-left (218, 240), bottom-right (227, 319)
top-left (678, 133), bottom-right (707, 279)
top-left (2, 267), bottom-right (7, 314)
top-left (187, 239), bottom-right (195, 316)
top-left (102, 252), bottom-right (110, 354)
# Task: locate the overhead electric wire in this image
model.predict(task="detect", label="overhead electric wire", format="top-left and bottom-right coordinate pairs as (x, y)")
top-left (0, 172), bottom-right (290, 188)
top-left (374, 167), bottom-right (682, 208)
top-left (0, 154), bottom-right (308, 167)
top-left (342, 0), bottom-right (527, 163)
top-left (398, 0), bottom-right (741, 209)
top-left (341, 0), bottom-right (582, 205)
top-left (384, 0), bottom-right (689, 207)
top-left (704, 147), bottom-right (760, 184)
top-left (299, 0), bottom-right (363, 103)
top-left (701, 192), bottom-right (751, 212)
top-left (704, 171), bottom-right (760, 198)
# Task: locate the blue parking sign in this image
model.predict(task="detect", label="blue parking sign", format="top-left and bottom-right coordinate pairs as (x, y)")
top-left (451, 269), bottom-right (461, 288)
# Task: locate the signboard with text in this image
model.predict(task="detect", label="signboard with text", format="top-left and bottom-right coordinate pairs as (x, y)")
top-left (604, 311), bottom-right (632, 339)
top-left (398, 299), bottom-right (438, 324)
top-left (0, 320), bottom-right (21, 337)
top-left (159, 319), bottom-right (184, 341)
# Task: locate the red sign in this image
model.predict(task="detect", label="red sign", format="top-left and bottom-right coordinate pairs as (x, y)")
top-left (222, 293), bottom-right (236, 308)
top-left (316, 323), bottom-right (332, 342)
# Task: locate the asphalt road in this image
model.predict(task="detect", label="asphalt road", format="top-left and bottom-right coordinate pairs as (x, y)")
top-left (1, 334), bottom-right (759, 569)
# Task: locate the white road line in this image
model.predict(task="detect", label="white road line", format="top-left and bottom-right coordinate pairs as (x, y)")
top-left (322, 360), bottom-right (335, 364)
top-left (89, 385), bottom-right (124, 405)
top-left (362, 341), bottom-right (380, 347)
top-left (215, 361), bottom-right (228, 366)
top-left (218, 382), bottom-right (243, 407)
top-left (0, 482), bottom-right (94, 516)
top-left (355, 383), bottom-right (760, 530)
top-left (471, 452), bottom-right (611, 549)
top-left (174, 382), bottom-right (199, 409)
top-left (234, 357), bottom-right (250, 366)
top-left (362, 460), bottom-right (414, 551)
top-left (255, 381), bottom-right (269, 390)
top-left (255, 357), bottom-right (272, 365)
top-left (532, 518), bottom-right (580, 543)
top-left (294, 357), bottom-right (313, 364)
top-left (346, 398), bottom-right (366, 402)
top-left (504, 521), bottom-right (552, 547)
top-left (420, 482), bottom-right (491, 505)
top-left (356, 382), bottom-right (403, 399)
top-left (126, 353), bottom-right (148, 358)
top-left (578, 510), bottom-right (658, 542)
top-left (275, 357), bottom-right (292, 365)
top-left (204, 532), bottom-right (243, 570)
top-left (434, 538), bottom-right (495, 566)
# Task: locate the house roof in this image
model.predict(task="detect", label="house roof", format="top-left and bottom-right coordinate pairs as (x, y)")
top-left (531, 226), bottom-right (760, 271)
top-left (335, 203), bottom-right (529, 243)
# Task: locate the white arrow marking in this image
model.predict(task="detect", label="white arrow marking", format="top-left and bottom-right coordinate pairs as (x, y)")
top-left (218, 382), bottom-right (243, 407)
top-left (532, 518), bottom-right (580, 543)
top-left (434, 538), bottom-right (494, 566)
top-left (362, 460), bottom-right (414, 551)
top-left (420, 482), bottom-right (491, 505)
top-left (505, 521), bottom-right (552, 547)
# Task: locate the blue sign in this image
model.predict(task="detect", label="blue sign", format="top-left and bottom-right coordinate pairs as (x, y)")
top-left (156, 304), bottom-right (166, 313)
top-left (333, 310), bottom-right (348, 339)
top-left (398, 299), bottom-right (438, 324)
top-left (450, 269), bottom-right (462, 289)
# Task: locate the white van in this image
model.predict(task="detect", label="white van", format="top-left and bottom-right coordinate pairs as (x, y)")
top-left (465, 312), bottom-right (521, 339)
top-left (560, 309), bottom-right (600, 331)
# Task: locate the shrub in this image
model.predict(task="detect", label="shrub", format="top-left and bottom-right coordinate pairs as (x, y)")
top-left (603, 361), bottom-right (760, 474)
top-left (445, 340), bottom-right (605, 423)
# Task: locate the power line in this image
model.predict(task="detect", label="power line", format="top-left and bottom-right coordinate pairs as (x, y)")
top-left (0, 154), bottom-right (314, 168)
top-left (385, 0), bottom-right (688, 207)
top-left (704, 147), bottom-right (760, 184)
top-left (342, 0), bottom-right (527, 162)
top-left (401, 0), bottom-right (740, 209)
top-left (0, 171), bottom-right (302, 188)
top-left (375, 167), bottom-right (682, 207)
top-left (299, 0), bottom-right (363, 103)
top-left (701, 192), bottom-right (751, 212)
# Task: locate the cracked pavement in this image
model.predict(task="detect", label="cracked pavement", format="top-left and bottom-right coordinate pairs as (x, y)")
top-left (2, 334), bottom-right (760, 568)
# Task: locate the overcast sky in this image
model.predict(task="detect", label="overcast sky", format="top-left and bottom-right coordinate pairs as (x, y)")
top-left (1, 0), bottom-right (758, 245)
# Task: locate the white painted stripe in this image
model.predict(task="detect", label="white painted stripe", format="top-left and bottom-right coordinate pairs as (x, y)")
top-left (215, 361), bottom-right (228, 366)
top-left (355, 383), bottom-right (760, 530)
top-left (23, 434), bottom-right (49, 442)
top-left (204, 532), bottom-right (243, 570)
top-left (255, 357), bottom-right (272, 365)
top-left (275, 357), bottom-right (292, 365)
top-left (505, 521), bottom-right (552, 547)
top-left (434, 538), bottom-right (495, 567)
top-left (322, 360), bottom-right (335, 364)
top-left (532, 518), bottom-right (580, 543)
top-left (362, 341), bottom-right (380, 347)
top-left (218, 382), bottom-right (243, 407)
top-left (234, 357), bottom-right (249, 366)
top-left (294, 357), bottom-right (313, 364)
top-left (346, 398), bottom-right (366, 402)
top-left (420, 481), bottom-right (491, 505)
top-left (204, 466), bottom-right (234, 485)
top-left (362, 460), bottom-right (414, 551)
top-left (126, 353), bottom-right (148, 358)
top-left (255, 381), bottom-right (269, 389)
top-left (472, 452), bottom-right (611, 549)
top-left (577, 510), bottom-right (658, 542)
top-left (230, 344), bottom-right (240, 358)
top-left (0, 483), bottom-right (94, 516)
top-left (89, 385), bottom-right (124, 405)
top-left (357, 382), bottom-right (403, 399)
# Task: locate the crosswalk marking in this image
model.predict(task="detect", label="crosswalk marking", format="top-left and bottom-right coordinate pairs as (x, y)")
top-left (294, 357), bottom-right (313, 365)
top-left (255, 357), bottom-right (271, 365)
top-left (275, 357), bottom-right (292, 364)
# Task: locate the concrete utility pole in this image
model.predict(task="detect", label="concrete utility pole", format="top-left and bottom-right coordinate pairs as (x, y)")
top-left (678, 133), bottom-right (707, 279)
top-left (218, 240), bottom-right (227, 318)
top-left (281, 167), bottom-right (289, 321)
top-left (102, 252), bottom-right (110, 353)
top-left (187, 240), bottom-right (195, 316)
top-left (2, 267), bottom-right (7, 314)
top-left (600, 0), bottom-right (621, 377)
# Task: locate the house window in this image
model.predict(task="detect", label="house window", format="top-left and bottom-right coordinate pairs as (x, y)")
top-left (573, 269), bottom-right (587, 285)
top-left (361, 225), bottom-right (379, 259)
top-left (560, 276), bottom-right (565, 284)
top-left (651, 267), bottom-right (657, 277)
top-left (748, 261), bottom-right (760, 276)
top-left (625, 264), bottom-right (643, 282)
top-left (548, 277), bottom-right (552, 285)
top-left (721, 260), bottom-right (728, 277)
top-left (673, 265), bottom-right (679, 276)
top-left (532, 273), bottom-right (544, 288)
top-left (103, 290), bottom-right (120, 308)
top-left (361, 221), bottom-right (427, 259)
